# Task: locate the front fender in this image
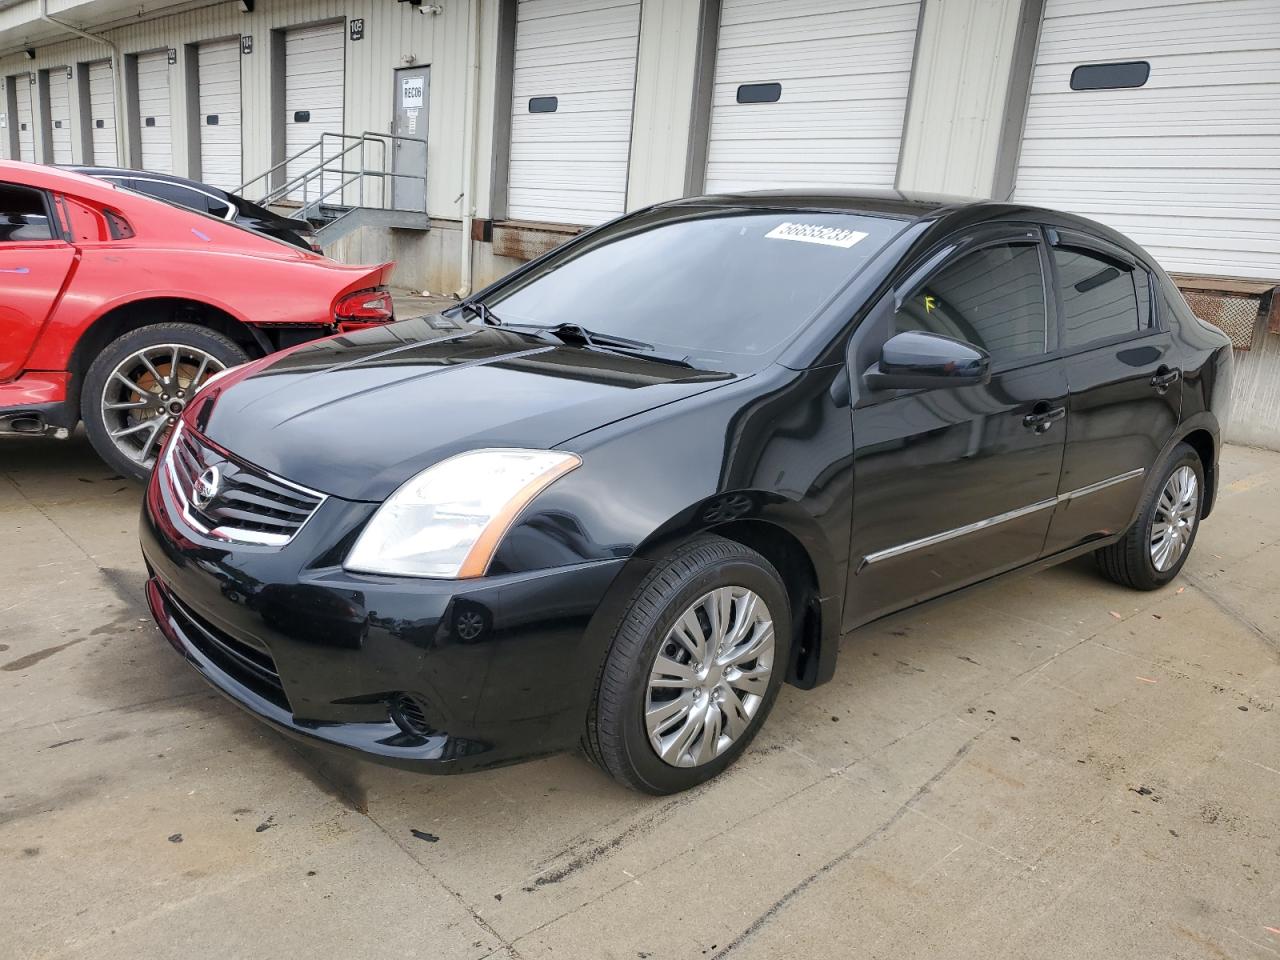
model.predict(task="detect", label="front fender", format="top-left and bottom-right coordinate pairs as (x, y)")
top-left (491, 364), bottom-right (852, 599)
top-left (489, 363), bottom-right (854, 691)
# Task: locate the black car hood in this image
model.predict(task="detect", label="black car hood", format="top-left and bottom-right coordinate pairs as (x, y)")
top-left (196, 316), bottom-right (739, 501)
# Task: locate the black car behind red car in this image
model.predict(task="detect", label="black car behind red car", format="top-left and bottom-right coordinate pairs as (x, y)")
top-left (140, 191), bottom-right (1232, 794)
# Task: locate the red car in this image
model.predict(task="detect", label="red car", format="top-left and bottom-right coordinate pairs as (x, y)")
top-left (0, 160), bottom-right (394, 480)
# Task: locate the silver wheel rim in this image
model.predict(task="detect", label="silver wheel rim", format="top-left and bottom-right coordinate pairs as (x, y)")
top-left (100, 344), bottom-right (225, 468)
top-left (645, 586), bottom-right (775, 768)
top-left (1150, 465), bottom-right (1198, 572)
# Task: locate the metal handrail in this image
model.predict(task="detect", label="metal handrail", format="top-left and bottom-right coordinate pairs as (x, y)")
top-left (237, 130), bottom-right (428, 218)
top-left (261, 138), bottom-right (368, 209)
top-left (237, 132), bottom-right (386, 197)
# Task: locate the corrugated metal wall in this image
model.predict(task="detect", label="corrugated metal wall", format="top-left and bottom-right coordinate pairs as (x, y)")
top-left (0, 0), bottom-right (499, 221)
top-left (896, 0), bottom-right (1024, 197)
top-left (625, 0), bottom-right (700, 210)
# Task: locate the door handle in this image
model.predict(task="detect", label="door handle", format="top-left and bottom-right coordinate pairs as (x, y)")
top-left (1151, 366), bottom-right (1181, 393)
top-left (1023, 403), bottom-right (1066, 434)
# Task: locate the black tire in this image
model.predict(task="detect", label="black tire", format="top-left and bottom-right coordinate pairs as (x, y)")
top-left (81, 323), bottom-right (248, 482)
top-left (583, 535), bottom-right (791, 794)
top-left (1094, 442), bottom-right (1204, 590)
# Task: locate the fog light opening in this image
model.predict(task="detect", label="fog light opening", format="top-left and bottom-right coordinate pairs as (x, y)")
top-left (390, 692), bottom-right (433, 737)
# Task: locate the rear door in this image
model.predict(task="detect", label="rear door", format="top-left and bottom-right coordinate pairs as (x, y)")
top-left (1041, 228), bottom-right (1180, 554)
top-left (0, 182), bottom-right (75, 381)
top-left (845, 225), bottom-right (1069, 628)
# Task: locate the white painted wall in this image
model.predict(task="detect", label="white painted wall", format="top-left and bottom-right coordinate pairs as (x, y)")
top-left (896, 0), bottom-right (1025, 197)
top-left (624, 0), bottom-right (700, 210)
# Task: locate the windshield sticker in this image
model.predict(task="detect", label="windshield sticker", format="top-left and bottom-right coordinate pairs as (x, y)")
top-left (764, 222), bottom-right (868, 249)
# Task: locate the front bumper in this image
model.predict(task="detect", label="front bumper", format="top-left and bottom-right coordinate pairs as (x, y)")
top-left (141, 453), bottom-right (629, 773)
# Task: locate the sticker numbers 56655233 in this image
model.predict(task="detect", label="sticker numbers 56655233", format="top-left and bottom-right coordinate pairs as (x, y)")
top-left (764, 222), bottom-right (868, 249)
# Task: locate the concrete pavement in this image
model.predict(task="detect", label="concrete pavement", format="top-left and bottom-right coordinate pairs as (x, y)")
top-left (1, 434), bottom-right (1278, 960)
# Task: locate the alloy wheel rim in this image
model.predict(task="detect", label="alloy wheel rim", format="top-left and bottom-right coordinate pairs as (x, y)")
top-left (1150, 465), bottom-right (1198, 572)
top-left (100, 345), bottom-right (225, 467)
top-left (645, 586), bottom-right (774, 768)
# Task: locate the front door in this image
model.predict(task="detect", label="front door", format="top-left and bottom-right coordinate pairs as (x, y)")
top-left (392, 66), bottom-right (429, 212)
top-left (1040, 229), bottom-right (1181, 554)
top-left (0, 183), bottom-right (74, 381)
top-left (844, 226), bottom-right (1068, 629)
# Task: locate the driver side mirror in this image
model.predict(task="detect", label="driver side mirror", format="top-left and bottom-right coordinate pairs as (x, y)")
top-left (863, 330), bottom-right (991, 392)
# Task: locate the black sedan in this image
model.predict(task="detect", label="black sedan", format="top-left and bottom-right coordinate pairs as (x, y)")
top-left (140, 191), bottom-right (1232, 794)
top-left (67, 166), bottom-right (321, 252)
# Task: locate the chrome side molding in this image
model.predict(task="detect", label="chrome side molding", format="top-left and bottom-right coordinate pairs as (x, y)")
top-left (862, 467), bottom-right (1146, 566)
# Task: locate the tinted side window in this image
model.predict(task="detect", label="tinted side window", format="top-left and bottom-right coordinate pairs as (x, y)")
top-left (137, 180), bottom-right (210, 213)
top-left (894, 243), bottom-right (1047, 363)
top-left (206, 196), bottom-right (232, 219)
top-left (1053, 248), bottom-right (1141, 348)
top-left (0, 183), bottom-right (55, 242)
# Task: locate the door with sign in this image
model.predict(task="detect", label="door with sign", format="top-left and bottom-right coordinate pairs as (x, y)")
top-left (392, 67), bottom-right (428, 212)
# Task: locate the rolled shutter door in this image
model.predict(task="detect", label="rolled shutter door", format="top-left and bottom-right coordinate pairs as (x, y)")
top-left (198, 39), bottom-right (243, 191)
top-left (1013, 0), bottom-right (1280, 280)
top-left (88, 60), bottom-right (116, 166)
top-left (284, 22), bottom-right (345, 203)
top-left (507, 0), bottom-right (642, 225)
top-left (704, 0), bottom-right (923, 194)
top-left (136, 51), bottom-right (172, 174)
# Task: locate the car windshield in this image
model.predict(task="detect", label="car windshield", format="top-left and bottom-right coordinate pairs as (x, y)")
top-left (484, 205), bottom-right (904, 368)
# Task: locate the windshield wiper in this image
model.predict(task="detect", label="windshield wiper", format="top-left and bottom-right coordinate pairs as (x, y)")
top-left (456, 299), bottom-right (503, 326)
top-left (545, 323), bottom-right (694, 368)
top-left (547, 323), bottom-right (652, 352)
top-left (451, 309), bottom-right (695, 368)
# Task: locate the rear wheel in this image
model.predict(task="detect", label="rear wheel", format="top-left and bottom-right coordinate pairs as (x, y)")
top-left (1095, 442), bottom-right (1203, 590)
top-left (583, 535), bottom-right (790, 794)
top-left (81, 323), bottom-right (247, 482)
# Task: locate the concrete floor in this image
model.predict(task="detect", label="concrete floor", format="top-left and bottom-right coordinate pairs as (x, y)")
top-left (1, 435), bottom-right (1278, 960)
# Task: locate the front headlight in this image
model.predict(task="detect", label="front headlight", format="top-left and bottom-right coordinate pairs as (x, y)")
top-left (343, 448), bottom-right (581, 579)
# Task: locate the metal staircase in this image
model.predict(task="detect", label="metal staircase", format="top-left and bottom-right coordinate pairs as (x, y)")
top-left (237, 132), bottom-right (430, 248)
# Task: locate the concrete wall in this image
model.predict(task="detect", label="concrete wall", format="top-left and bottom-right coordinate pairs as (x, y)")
top-left (1226, 337), bottom-right (1280, 450)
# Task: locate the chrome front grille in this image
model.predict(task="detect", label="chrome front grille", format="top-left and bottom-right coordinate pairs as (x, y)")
top-left (164, 424), bottom-right (325, 546)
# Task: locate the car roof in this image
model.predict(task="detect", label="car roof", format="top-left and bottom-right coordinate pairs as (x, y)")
top-left (663, 188), bottom-right (968, 220)
top-left (663, 188), bottom-right (1157, 266)
top-left (64, 165), bottom-right (233, 198)
top-left (1, 159), bottom-right (128, 198)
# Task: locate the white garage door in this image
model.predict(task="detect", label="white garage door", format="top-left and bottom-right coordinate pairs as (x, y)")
top-left (704, 0), bottom-right (923, 194)
top-left (46, 68), bottom-right (73, 165)
top-left (285, 22), bottom-right (345, 202)
top-left (136, 51), bottom-right (172, 174)
top-left (88, 60), bottom-right (116, 165)
top-left (1014, 0), bottom-right (1280, 281)
top-left (507, 0), bottom-right (642, 225)
top-left (15, 76), bottom-right (34, 162)
top-left (198, 39), bottom-right (242, 191)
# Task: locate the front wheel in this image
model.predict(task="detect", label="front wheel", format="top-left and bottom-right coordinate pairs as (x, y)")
top-left (81, 323), bottom-right (248, 482)
top-left (583, 535), bottom-right (790, 794)
top-left (1095, 442), bottom-right (1204, 590)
